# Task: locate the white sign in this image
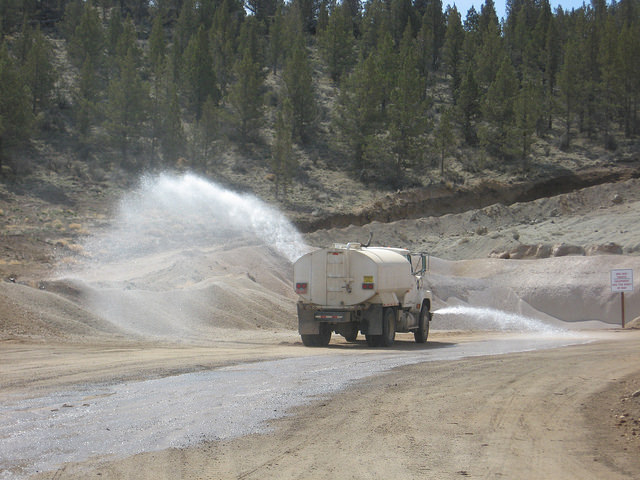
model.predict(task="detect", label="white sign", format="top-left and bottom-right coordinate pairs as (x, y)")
top-left (611, 269), bottom-right (634, 292)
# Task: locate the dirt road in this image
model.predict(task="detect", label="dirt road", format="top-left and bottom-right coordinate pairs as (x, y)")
top-left (0, 330), bottom-right (636, 479)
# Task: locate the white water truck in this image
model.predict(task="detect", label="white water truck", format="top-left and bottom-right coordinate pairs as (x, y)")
top-left (293, 241), bottom-right (432, 347)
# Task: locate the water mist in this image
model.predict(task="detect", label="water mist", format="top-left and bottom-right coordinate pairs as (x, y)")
top-left (80, 173), bottom-right (308, 263)
top-left (59, 172), bottom-right (309, 340)
top-left (434, 305), bottom-right (566, 334)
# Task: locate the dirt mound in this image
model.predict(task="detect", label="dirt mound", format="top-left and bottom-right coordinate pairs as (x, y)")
top-left (1, 244), bottom-right (297, 344)
top-left (0, 280), bottom-right (126, 342)
top-left (295, 161), bottom-right (640, 232)
top-left (306, 178), bottom-right (640, 261)
top-left (429, 255), bottom-right (639, 328)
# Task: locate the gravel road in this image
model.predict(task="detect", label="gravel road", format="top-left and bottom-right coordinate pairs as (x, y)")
top-left (1, 332), bottom-right (593, 479)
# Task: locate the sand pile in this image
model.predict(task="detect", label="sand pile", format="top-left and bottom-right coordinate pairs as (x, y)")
top-left (1, 244), bottom-right (298, 344)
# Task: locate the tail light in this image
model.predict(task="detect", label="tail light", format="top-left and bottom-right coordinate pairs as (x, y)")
top-left (362, 283), bottom-right (375, 290)
top-left (296, 282), bottom-right (308, 294)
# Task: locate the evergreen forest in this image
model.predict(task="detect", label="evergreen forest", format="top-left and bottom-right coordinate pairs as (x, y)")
top-left (0, 0), bottom-right (639, 194)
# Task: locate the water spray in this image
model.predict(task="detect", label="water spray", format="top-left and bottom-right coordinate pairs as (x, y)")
top-left (435, 305), bottom-right (566, 334)
top-left (80, 172), bottom-right (308, 264)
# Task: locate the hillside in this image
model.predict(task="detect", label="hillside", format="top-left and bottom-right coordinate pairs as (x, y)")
top-left (1, 0), bottom-right (640, 339)
top-left (1, 1), bottom-right (639, 210)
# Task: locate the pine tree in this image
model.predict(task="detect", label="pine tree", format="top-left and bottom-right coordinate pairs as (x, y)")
top-left (228, 46), bottom-right (264, 141)
top-left (423, 0), bottom-right (445, 70)
top-left (149, 12), bottom-right (166, 73)
top-left (457, 66), bottom-right (481, 145)
top-left (104, 49), bottom-right (149, 163)
top-left (271, 98), bottom-right (296, 198)
top-left (318, 0), bottom-right (356, 83)
top-left (374, 32), bottom-right (397, 117)
top-left (388, 26), bottom-right (430, 169)
top-left (61, 0), bottom-right (84, 42)
top-left (434, 107), bottom-right (455, 178)
top-left (174, 0), bottom-right (197, 57)
top-left (514, 73), bottom-right (543, 167)
top-left (22, 25), bottom-right (56, 115)
top-left (475, 15), bottom-right (503, 89)
top-left (211, 0), bottom-right (242, 94)
top-left (106, 6), bottom-right (124, 57)
top-left (267, 2), bottom-right (286, 74)
top-left (294, 0), bottom-right (318, 34)
top-left (334, 52), bottom-right (384, 172)
top-left (246, 0), bottom-right (278, 26)
top-left (195, 95), bottom-right (222, 168)
top-left (389, 0), bottom-right (414, 46)
top-left (598, 11), bottom-right (619, 148)
top-left (283, 37), bottom-right (317, 143)
top-left (541, 4), bottom-right (560, 131)
top-left (415, 11), bottom-right (434, 85)
top-left (68, 1), bottom-right (104, 68)
top-left (239, 14), bottom-right (265, 68)
top-left (443, 6), bottom-right (464, 103)
top-left (75, 56), bottom-right (98, 154)
top-left (182, 26), bottom-right (219, 119)
top-left (615, 22), bottom-right (640, 137)
top-left (480, 55), bottom-right (518, 159)
top-left (0, 42), bottom-right (32, 170)
top-left (558, 34), bottom-right (583, 148)
top-left (160, 84), bottom-right (185, 165)
top-left (117, 17), bottom-right (142, 64)
top-left (361, 0), bottom-right (392, 54)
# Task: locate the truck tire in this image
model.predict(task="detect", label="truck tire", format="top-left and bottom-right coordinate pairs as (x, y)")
top-left (301, 324), bottom-right (331, 347)
top-left (414, 307), bottom-right (430, 344)
top-left (380, 307), bottom-right (396, 347)
top-left (365, 308), bottom-right (396, 347)
top-left (342, 323), bottom-right (359, 342)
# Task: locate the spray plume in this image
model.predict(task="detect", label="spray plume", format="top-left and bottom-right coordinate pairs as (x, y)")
top-left (81, 172), bottom-right (308, 264)
top-left (53, 173), bottom-right (308, 340)
top-left (435, 305), bottom-right (566, 334)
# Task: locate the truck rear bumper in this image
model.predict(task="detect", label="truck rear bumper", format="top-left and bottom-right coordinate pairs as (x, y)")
top-left (297, 303), bottom-right (353, 334)
top-left (297, 303), bottom-right (383, 335)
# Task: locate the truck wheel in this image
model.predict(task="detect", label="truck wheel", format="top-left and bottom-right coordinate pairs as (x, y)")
top-left (414, 307), bottom-right (430, 344)
top-left (380, 308), bottom-right (396, 347)
top-left (365, 334), bottom-right (378, 347)
top-left (342, 323), bottom-right (359, 342)
top-left (301, 325), bottom-right (331, 347)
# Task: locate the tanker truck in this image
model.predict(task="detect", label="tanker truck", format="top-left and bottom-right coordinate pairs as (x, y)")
top-left (293, 242), bottom-right (432, 347)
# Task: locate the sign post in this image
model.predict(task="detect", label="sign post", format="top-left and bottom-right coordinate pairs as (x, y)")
top-left (611, 269), bottom-right (633, 328)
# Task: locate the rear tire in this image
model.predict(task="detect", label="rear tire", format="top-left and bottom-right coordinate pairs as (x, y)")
top-left (380, 308), bottom-right (396, 347)
top-left (365, 334), bottom-right (379, 347)
top-left (342, 323), bottom-right (359, 342)
top-left (414, 307), bottom-right (430, 344)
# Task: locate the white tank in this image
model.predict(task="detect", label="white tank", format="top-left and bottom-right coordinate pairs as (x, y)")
top-left (293, 244), bottom-right (414, 307)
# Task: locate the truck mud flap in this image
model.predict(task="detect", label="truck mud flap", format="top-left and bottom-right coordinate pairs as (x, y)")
top-left (360, 304), bottom-right (383, 335)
